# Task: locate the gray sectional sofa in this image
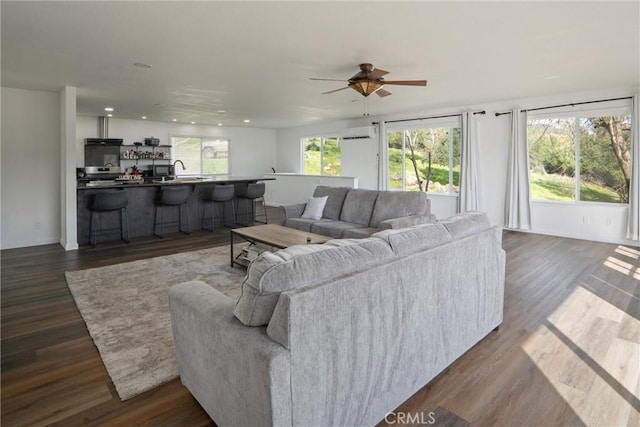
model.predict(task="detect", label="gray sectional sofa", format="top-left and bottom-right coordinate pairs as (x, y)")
top-left (279, 186), bottom-right (436, 238)
top-left (169, 212), bottom-right (505, 426)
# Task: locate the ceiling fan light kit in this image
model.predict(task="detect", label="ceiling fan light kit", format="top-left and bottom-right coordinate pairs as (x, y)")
top-left (311, 63), bottom-right (427, 99)
top-left (349, 80), bottom-right (384, 97)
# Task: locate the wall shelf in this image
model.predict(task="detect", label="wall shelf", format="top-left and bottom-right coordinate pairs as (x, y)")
top-left (120, 145), bottom-right (172, 168)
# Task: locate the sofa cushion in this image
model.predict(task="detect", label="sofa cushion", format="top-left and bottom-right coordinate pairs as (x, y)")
top-left (340, 189), bottom-right (379, 226)
top-left (300, 196), bottom-right (328, 220)
top-left (379, 214), bottom-right (436, 230)
top-left (369, 191), bottom-right (429, 228)
top-left (341, 227), bottom-right (379, 239)
top-left (285, 218), bottom-right (334, 232)
top-left (310, 221), bottom-right (367, 239)
top-left (440, 212), bottom-right (491, 239)
top-left (312, 186), bottom-right (350, 220)
top-left (372, 223), bottom-right (452, 257)
top-left (234, 237), bottom-right (394, 326)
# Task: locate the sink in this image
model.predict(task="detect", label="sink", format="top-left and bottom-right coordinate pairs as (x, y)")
top-left (86, 180), bottom-right (122, 187)
top-left (153, 178), bottom-right (183, 184)
top-left (153, 176), bottom-right (209, 184)
top-left (181, 178), bottom-right (208, 183)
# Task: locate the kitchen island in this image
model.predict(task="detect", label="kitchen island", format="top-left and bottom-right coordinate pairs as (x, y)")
top-left (77, 175), bottom-right (274, 245)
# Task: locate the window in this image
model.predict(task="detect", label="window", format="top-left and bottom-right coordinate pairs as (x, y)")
top-left (387, 125), bottom-right (460, 193)
top-left (528, 113), bottom-right (631, 203)
top-left (302, 136), bottom-right (341, 176)
top-left (171, 136), bottom-right (229, 175)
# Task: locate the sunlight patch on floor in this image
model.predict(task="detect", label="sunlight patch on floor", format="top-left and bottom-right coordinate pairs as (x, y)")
top-left (604, 255), bottom-right (640, 281)
top-left (521, 284), bottom-right (640, 426)
top-left (616, 245), bottom-right (640, 260)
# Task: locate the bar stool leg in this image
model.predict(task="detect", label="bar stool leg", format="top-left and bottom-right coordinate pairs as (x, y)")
top-left (185, 202), bottom-right (191, 234)
top-left (94, 212), bottom-right (100, 246)
top-left (122, 207), bottom-right (130, 243)
top-left (177, 204), bottom-right (182, 233)
top-left (118, 208), bottom-right (123, 241)
top-left (89, 210), bottom-right (94, 246)
top-left (210, 201), bottom-right (219, 233)
top-left (153, 205), bottom-right (158, 237)
top-left (260, 197), bottom-right (268, 223)
top-left (230, 200), bottom-right (237, 228)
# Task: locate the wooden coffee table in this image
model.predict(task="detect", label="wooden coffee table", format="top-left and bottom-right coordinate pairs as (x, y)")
top-left (230, 224), bottom-right (331, 267)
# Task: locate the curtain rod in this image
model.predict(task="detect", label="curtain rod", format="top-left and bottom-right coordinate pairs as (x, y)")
top-left (494, 96), bottom-right (632, 117)
top-left (374, 110), bottom-right (485, 125)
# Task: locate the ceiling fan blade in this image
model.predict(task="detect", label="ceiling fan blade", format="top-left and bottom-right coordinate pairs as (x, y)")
top-left (382, 80), bottom-right (428, 86)
top-left (322, 87), bottom-right (350, 95)
top-left (310, 78), bottom-right (349, 82)
top-left (369, 68), bottom-right (389, 79)
top-left (376, 88), bottom-right (392, 97)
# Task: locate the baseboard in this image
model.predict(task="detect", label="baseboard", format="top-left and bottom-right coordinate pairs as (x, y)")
top-left (502, 227), bottom-right (639, 247)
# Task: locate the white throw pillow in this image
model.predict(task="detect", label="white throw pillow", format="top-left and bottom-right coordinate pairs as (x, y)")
top-left (300, 196), bottom-right (328, 220)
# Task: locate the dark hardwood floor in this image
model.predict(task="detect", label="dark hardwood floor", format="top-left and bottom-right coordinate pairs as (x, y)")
top-left (2, 216), bottom-right (639, 426)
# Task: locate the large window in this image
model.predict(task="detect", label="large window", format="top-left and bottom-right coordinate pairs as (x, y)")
top-left (302, 136), bottom-right (341, 176)
top-left (171, 136), bottom-right (229, 175)
top-left (387, 125), bottom-right (460, 193)
top-left (528, 113), bottom-right (631, 203)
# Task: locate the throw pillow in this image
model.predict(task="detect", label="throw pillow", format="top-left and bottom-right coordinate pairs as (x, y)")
top-left (233, 237), bottom-right (394, 327)
top-left (300, 196), bottom-right (328, 220)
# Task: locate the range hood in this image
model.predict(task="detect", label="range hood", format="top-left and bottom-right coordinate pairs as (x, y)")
top-left (85, 116), bottom-right (123, 145)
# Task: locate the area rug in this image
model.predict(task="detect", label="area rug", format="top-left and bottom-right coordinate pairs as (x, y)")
top-left (65, 245), bottom-right (246, 401)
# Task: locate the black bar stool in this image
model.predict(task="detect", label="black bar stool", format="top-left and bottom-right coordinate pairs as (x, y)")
top-left (236, 182), bottom-right (267, 226)
top-left (154, 186), bottom-right (191, 237)
top-left (89, 190), bottom-right (130, 245)
top-left (202, 184), bottom-right (236, 231)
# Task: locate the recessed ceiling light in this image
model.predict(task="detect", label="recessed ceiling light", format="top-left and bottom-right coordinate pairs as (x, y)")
top-left (191, 121), bottom-right (196, 125)
top-left (217, 123), bottom-right (223, 127)
top-left (107, 114), bottom-right (113, 117)
top-left (172, 119), bottom-right (177, 122)
top-left (141, 116), bottom-right (147, 120)
top-left (243, 119), bottom-right (251, 123)
top-left (134, 62), bottom-right (152, 69)
top-left (544, 74), bottom-right (560, 80)
top-left (104, 107), bottom-right (114, 112)
top-left (217, 110), bottom-right (226, 114)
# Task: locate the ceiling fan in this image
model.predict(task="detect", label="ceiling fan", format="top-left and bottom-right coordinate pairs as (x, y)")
top-left (310, 63), bottom-right (427, 98)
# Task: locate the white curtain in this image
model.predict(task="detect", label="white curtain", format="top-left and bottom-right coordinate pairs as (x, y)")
top-left (504, 108), bottom-right (532, 230)
top-left (459, 112), bottom-right (481, 212)
top-left (628, 94), bottom-right (640, 241)
top-left (377, 121), bottom-right (389, 190)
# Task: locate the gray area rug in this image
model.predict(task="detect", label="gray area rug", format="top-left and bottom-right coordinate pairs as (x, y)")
top-left (65, 245), bottom-right (245, 400)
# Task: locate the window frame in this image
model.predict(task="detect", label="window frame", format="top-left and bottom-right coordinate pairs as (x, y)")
top-left (301, 135), bottom-right (342, 176)
top-left (386, 116), bottom-right (461, 194)
top-left (526, 103), bottom-right (631, 206)
top-left (170, 135), bottom-right (231, 176)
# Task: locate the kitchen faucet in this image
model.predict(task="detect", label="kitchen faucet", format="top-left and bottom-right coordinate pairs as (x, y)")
top-left (171, 160), bottom-right (186, 177)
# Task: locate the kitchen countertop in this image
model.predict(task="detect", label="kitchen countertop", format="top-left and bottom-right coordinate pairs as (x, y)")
top-left (77, 175), bottom-right (275, 189)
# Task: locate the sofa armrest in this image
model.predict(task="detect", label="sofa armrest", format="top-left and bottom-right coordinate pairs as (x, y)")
top-left (278, 203), bottom-right (307, 224)
top-left (169, 281), bottom-right (291, 427)
top-left (379, 213), bottom-right (437, 230)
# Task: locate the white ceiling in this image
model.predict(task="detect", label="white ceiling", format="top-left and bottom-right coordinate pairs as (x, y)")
top-left (2, 1), bottom-right (639, 129)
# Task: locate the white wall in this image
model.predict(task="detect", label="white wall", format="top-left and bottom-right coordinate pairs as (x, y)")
top-left (275, 87), bottom-right (639, 245)
top-left (263, 173), bottom-right (359, 206)
top-left (77, 116), bottom-right (277, 176)
top-left (276, 118), bottom-right (378, 188)
top-left (1, 87), bottom-right (61, 249)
